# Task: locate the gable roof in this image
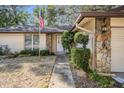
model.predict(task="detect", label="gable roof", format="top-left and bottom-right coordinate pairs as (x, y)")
top-left (70, 6), bottom-right (124, 31)
top-left (0, 25), bottom-right (72, 33)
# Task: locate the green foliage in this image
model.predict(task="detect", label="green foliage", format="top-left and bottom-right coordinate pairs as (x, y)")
top-left (52, 5), bottom-right (118, 25)
top-left (32, 5), bottom-right (118, 26)
top-left (19, 49), bottom-right (32, 56)
top-left (33, 6), bottom-right (45, 27)
top-left (33, 5), bottom-right (57, 26)
top-left (0, 5), bottom-right (29, 27)
top-left (0, 48), bottom-right (3, 56)
top-left (61, 31), bottom-right (75, 53)
top-left (74, 32), bottom-right (89, 48)
top-left (122, 84), bottom-right (124, 88)
top-left (81, 5), bottom-right (118, 12)
top-left (40, 49), bottom-right (50, 56)
top-left (70, 32), bottom-right (90, 72)
top-left (89, 70), bottom-right (115, 88)
top-left (19, 49), bottom-right (54, 56)
top-left (46, 5), bottom-right (57, 26)
top-left (71, 48), bottom-right (90, 72)
top-left (0, 47), bottom-right (11, 55)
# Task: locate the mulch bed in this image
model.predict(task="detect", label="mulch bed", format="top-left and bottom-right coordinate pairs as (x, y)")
top-left (70, 64), bottom-right (99, 88)
top-left (70, 64), bottom-right (124, 88)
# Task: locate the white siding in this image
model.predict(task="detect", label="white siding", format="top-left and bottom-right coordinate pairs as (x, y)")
top-left (111, 18), bottom-right (124, 72)
top-left (0, 33), bottom-right (24, 52)
top-left (111, 18), bottom-right (124, 26)
top-left (111, 28), bottom-right (124, 72)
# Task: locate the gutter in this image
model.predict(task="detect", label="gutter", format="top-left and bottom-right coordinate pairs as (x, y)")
top-left (70, 14), bottom-right (84, 31)
top-left (75, 23), bottom-right (94, 34)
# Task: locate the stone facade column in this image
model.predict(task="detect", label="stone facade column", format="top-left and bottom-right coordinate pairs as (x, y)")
top-left (46, 34), bottom-right (52, 52)
top-left (95, 17), bottom-right (111, 73)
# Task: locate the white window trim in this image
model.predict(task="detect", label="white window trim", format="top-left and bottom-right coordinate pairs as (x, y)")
top-left (25, 34), bottom-right (39, 50)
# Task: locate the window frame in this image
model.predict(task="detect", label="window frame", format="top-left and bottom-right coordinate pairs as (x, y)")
top-left (24, 34), bottom-right (39, 50)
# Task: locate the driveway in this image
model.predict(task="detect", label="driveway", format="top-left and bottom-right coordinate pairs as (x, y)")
top-left (0, 56), bottom-right (56, 88)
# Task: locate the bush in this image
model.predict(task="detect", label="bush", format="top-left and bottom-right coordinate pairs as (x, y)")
top-left (20, 49), bottom-right (32, 56)
top-left (74, 32), bottom-right (89, 48)
top-left (0, 47), bottom-right (3, 56)
top-left (49, 52), bottom-right (55, 55)
top-left (30, 49), bottom-right (39, 56)
top-left (61, 31), bottom-right (75, 53)
top-left (19, 49), bottom-right (54, 56)
top-left (88, 70), bottom-right (115, 88)
top-left (71, 48), bottom-right (90, 72)
top-left (40, 49), bottom-right (50, 56)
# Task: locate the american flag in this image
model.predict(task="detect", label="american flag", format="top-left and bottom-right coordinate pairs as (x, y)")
top-left (39, 9), bottom-right (44, 29)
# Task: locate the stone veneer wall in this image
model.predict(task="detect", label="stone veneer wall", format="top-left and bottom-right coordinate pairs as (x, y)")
top-left (95, 17), bottom-right (111, 73)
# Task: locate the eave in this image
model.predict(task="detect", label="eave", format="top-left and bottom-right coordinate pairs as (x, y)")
top-left (70, 11), bottom-right (124, 31)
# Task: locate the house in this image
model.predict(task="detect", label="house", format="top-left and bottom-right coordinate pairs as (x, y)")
top-left (0, 25), bottom-right (71, 54)
top-left (71, 6), bottom-right (124, 73)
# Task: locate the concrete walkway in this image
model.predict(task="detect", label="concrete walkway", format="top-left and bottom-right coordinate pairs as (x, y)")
top-left (49, 54), bottom-right (75, 88)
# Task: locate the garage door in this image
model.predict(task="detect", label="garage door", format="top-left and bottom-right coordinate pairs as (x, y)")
top-left (111, 28), bottom-right (124, 72)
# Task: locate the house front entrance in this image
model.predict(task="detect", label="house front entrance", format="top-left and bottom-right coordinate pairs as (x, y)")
top-left (57, 34), bottom-right (64, 53)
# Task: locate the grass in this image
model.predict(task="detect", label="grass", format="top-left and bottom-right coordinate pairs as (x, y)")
top-left (88, 71), bottom-right (116, 88)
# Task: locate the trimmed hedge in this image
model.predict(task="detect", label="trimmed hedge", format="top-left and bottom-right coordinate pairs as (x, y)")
top-left (74, 32), bottom-right (89, 48)
top-left (19, 49), bottom-right (54, 56)
top-left (71, 48), bottom-right (90, 72)
top-left (61, 31), bottom-right (75, 53)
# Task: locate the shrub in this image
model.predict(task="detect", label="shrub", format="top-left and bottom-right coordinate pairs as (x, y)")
top-left (0, 47), bottom-right (11, 56)
top-left (74, 32), bottom-right (89, 48)
top-left (88, 70), bottom-right (115, 88)
top-left (71, 48), bottom-right (90, 72)
top-left (31, 49), bottom-right (39, 56)
top-left (40, 49), bottom-right (50, 56)
top-left (61, 31), bottom-right (75, 53)
top-left (0, 47), bottom-right (3, 56)
top-left (19, 49), bottom-right (55, 56)
top-left (19, 49), bottom-right (32, 56)
top-left (49, 52), bottom-right (55, 55)
top-left (13, 52), bottom-right (19, 57)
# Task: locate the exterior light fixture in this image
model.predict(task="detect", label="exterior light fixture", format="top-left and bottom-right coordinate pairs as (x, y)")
top-left (101, 25), bottom-right (107, 33)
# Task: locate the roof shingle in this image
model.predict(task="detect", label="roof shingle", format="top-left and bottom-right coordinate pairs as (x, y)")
top-left (0, 25), bottom-right (72, 33)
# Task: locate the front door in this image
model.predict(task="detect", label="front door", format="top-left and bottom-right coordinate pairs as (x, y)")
top-left (57, 35), bottom-right (64, 52)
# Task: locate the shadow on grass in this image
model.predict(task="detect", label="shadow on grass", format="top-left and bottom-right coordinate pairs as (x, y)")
top-left (0, 56), bottom-right (55, 64)
top-left (0, 56), bottom-right (55, 75)
top-left (0, 63), bottom-right (22, 73)
top-left (30, 64), bottom-right (52, 76)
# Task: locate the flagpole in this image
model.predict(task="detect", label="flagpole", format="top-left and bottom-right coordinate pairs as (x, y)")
top-left (39, 6), bottom-right (41, 59)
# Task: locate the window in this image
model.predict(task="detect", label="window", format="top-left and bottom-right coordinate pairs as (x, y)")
top-left (25, 34), bottom-right (39, 50)
top-left (25, 34), bottom-right (32, 50)
top-left (33, 35), bottom-right (39, 49)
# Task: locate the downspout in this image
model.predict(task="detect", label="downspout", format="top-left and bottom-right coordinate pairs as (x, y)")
top-left (75, 23), bottom-right (96, 70)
